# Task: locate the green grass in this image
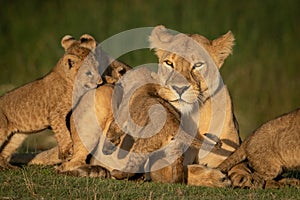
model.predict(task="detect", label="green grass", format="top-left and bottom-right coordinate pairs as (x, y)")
top-left (0, 165), bottom-right (299, 200)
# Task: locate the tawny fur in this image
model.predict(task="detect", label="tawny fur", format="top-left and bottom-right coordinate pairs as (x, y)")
top-left (0, 34), bottom-right (101, 168)
top-left (26, 26), bottom-right (240, 187)
top-left (58, 68), bottom-right (223, 185)
top-left (16, 50), bottom-right (132, 167)
top-left (56, 69), bottom-right (186, 182)
top-left (218, 108), bottom-right (300, 188)
top-left (148, 25), bottom-right (241, 167)
top-left (226, 162), bottom-right (253, 188)
top-left (96, 67), bottom-right (223, 183)
top-left (45, 26), bottom-right (238, 186)
top-left (57, 84), bottom-right (115, 172)
top-left (108, 81), bottom-right (195, 182)
top-left (187, 164), bottom-right (231, 188)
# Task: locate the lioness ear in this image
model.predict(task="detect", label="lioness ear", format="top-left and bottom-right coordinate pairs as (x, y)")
top-left (211, 31), bottom-right (235, 68)
top-left (79, 34), bottom-right (97, 50)
top-left (149, 25), bottom-right (173, 58)
top-left (61, 35), bottom-right (76, 51)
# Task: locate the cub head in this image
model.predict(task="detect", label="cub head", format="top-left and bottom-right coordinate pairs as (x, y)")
top-left (57, 34), bottom-right (102, 90)
top-left (187, 164), bottom-right (231, 188)
top-left (149, 25), bottom-right (234, 114)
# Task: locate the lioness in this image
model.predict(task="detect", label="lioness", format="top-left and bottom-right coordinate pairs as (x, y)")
top-left (148, 25), bottom-right (241, 168)
top-left (218, 108), bottom-right (300, 188)
top-left (0, 34), bottom-right (101, 169)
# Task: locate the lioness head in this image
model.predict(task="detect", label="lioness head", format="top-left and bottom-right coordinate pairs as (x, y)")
top-left (149, 25), bottom-right (234, 113)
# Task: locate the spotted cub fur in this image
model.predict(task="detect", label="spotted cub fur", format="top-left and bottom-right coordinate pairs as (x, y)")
top-left (0, 34), bottom-right (101, 169)
top-left (218, 108), bottom-right (300, 188)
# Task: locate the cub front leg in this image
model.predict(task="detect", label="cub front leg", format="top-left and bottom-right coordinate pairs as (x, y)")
top-left (0, 112), bottom-right (9, 151)
top-left (57, 116), bottom-right (96, 173)
top-left (1, 133), bottom-right (28, 165)
top-left (0, 114), bottom-right (15, 169)
top-left (50, 114), bottom-right (73, 161)
top-left (0, 135), bottom-right (17, 169)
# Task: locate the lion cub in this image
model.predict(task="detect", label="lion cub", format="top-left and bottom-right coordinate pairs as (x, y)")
top-left (218, 108), bottom-right (300, 188)
top-left (0, 34), bottom-right (101, 169)
top-left (98, 68), bottom-right (223, 184)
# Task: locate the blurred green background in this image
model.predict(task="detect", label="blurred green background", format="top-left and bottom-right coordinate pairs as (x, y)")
top-left (0, 0), bottom-right (299, 151)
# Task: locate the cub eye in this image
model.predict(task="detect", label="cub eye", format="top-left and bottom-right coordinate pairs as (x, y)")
top-left (163, 60), bottom-right (174, 68)
top-left (85, 71), bottom-right (93, 77)
top-left (220, 177), bottom-right (227, 182)
top-left (192, 62), bottom-right (205, 70)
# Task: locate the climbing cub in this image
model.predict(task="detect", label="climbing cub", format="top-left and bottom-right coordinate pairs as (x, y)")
top-left (106, 68), bottom-right (222, 182)
top-left (0, 34), bottom-right (101, 169)
top-left (218, 108), bottom-right (300, 188)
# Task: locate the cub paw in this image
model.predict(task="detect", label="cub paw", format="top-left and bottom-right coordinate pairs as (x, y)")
top-left (56, 160), bottom-right (85, 173)
top-left (111, 169), bottom-right (135, 180)
top-left (58, 164), bottom-right (110, 178)
top-left (58, 144), bottom-right (73, 161)
top-left (0, 156), bottom-right (18, 170)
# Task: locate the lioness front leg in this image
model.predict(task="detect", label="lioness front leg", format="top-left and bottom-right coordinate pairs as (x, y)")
top-left (50, 115), bottom-right (73, 161)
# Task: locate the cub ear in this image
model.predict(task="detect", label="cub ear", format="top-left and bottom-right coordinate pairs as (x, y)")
top-left (211, 31), bottom-right (235, 68)
top-left (149, 25), bottom-right (174, 58)
top-left (62, 54), bottom-right (81, 69)
top-left (188, 165), bottom-right (206, 174)
top-left (79, 34), bottom-right (97, 50)
top-left (61, 35), bottom-right (76, 51)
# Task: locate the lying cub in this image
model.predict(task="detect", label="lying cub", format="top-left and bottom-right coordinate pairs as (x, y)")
top-left (218, 108), bottom-right (300, 188)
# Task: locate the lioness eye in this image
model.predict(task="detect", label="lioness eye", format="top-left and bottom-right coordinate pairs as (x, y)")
top-left (163, 60), bottom-right (174, 68)
top-left (193, 62), bottom-right (205, 70)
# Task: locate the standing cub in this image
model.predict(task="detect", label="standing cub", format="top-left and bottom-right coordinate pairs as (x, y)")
top-left (218, 108), bottom-right (300, 188)
top-left (0, 34), bottom-right (101, 169)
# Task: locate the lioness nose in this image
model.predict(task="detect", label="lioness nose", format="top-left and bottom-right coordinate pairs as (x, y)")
top-left (171, 85), bottom-right (190, 96)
